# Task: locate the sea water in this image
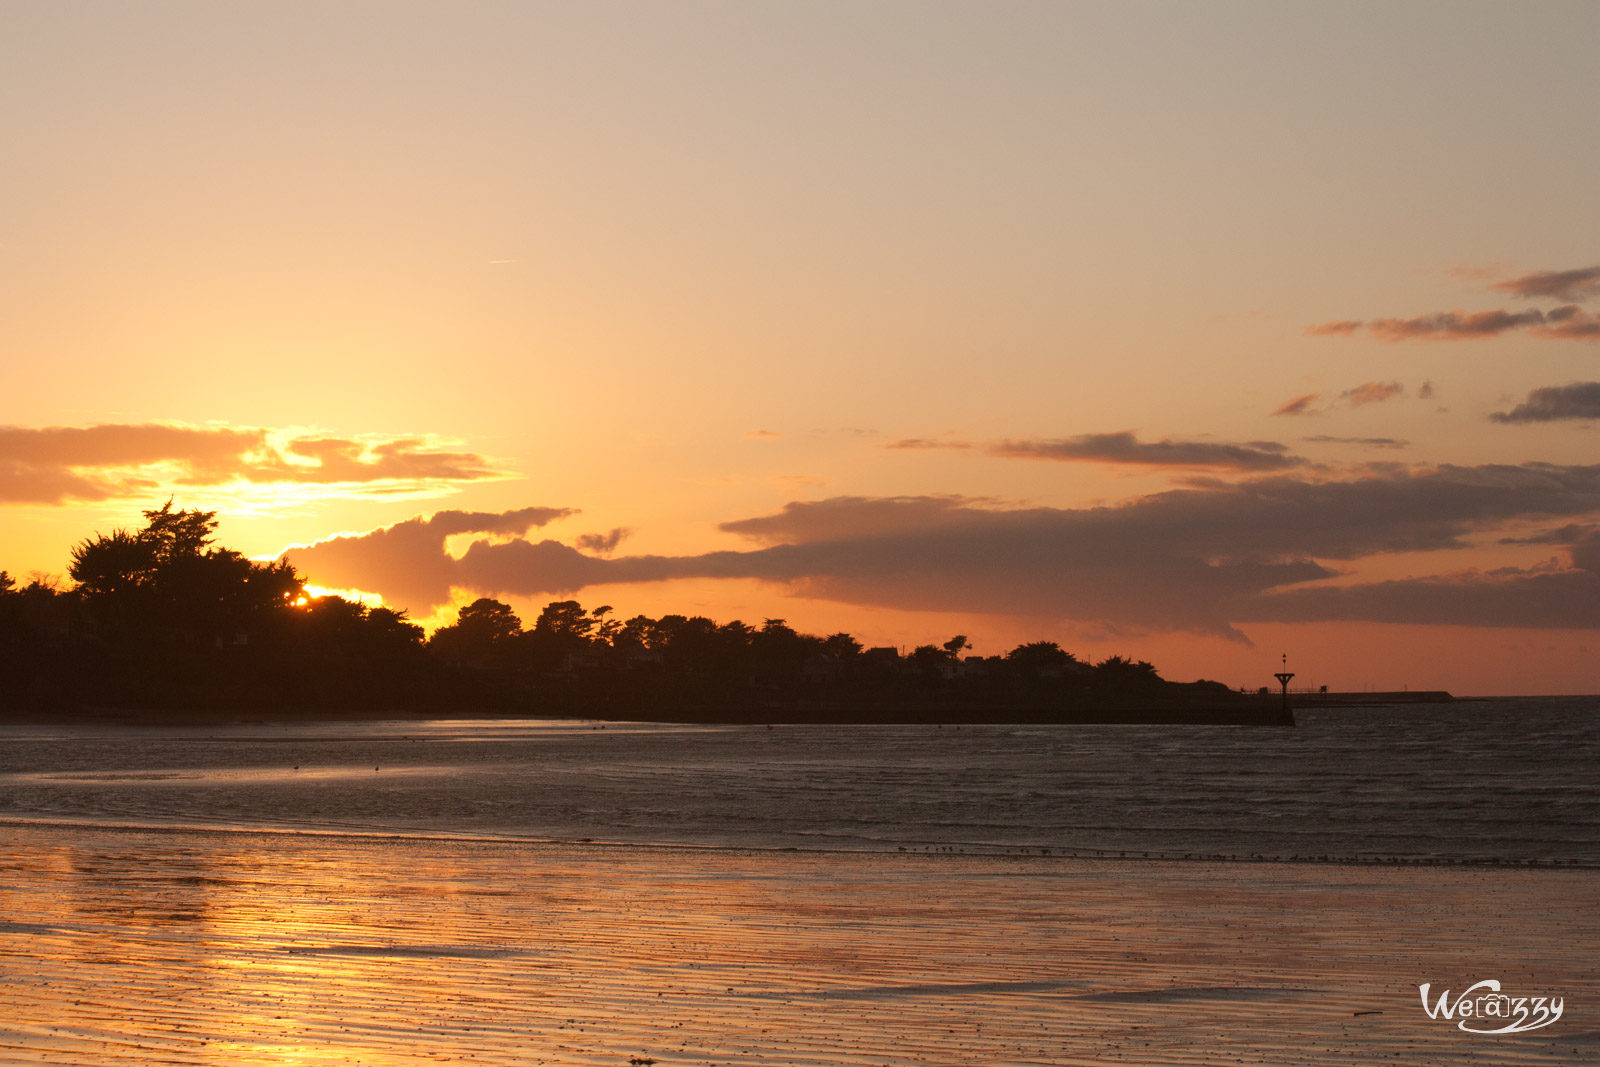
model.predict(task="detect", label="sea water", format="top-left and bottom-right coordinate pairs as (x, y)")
top-left (3, 697), bottom-right (1595, 865)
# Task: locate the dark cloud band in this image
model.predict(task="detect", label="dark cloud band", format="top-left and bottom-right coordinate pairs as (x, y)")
top-left (892, 432), bottom-right (1304, 471)
top-left (1490, 382), bottom-right (1600, 424)
top-left (290, 463), bottom-right (1600, 636)
top-left (1490, 266), bottom-right (1600, 304)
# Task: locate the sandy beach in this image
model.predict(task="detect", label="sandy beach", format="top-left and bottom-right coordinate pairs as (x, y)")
top-left (1, 822), bottom-right (1594, 1066)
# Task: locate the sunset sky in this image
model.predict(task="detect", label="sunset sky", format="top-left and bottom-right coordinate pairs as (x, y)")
top-left (4, 1), bottom-right (1597, 694)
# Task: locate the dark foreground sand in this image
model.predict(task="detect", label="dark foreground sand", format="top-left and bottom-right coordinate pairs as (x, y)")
top-left (0, 823), bottom-right (1594, 1066)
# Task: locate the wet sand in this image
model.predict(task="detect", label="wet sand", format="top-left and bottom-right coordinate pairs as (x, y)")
top-left (1, 824), bottom-right (1595, 1066)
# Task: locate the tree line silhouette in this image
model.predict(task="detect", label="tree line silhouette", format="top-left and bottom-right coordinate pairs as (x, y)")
top-left (1, 504), bottom-right (1257, 722)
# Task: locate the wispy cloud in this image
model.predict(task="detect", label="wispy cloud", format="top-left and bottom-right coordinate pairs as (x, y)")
top-left (1490, 265), bottom-right (1600, 303)
top-left (1340, 381), bottom-right (1403, 406)
top-left (886, 437), bottom-right (976, 451)
top-left (291, 463), bottom-right (1600, 636)
top-left (1302, 435), bottom-right (1409, 450)
top-left (888, 432), bottom-right (1303, 471)
top-left (0, 423), bottom-right (505, 505)
top-left (1368, 308), bottom-right (1551, 341)
top-left (1490, 382), bottom-right (1600, 423)
top-left (1310, 307), bottom-right (1600, 342)
top-left (1308, 263), bottom-right (1600, 342)
top-left (262, 436), bottom-right (497, 485)
top-left (989, 433), bottom-right (1304, 471)
top-left (1275, 382), bottom-right (1415, 417)
top-left (1272, 394), bottom-right (1321, 417)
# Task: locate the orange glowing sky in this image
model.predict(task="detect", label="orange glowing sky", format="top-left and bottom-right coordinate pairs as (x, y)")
top-left (3, 2), bottom-right (1597, 694)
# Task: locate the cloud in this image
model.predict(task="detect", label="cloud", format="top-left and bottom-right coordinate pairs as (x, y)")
top-left (1272, 394), bottom-right (1321, 417)
top-left (263, 436), bottom-right (496, 485)
top-left (1573, 530), bottom-right (1600, 575)
top-left (744, 429), bottom-right (782, 440)
top-left (1277, 383), bottom-right (1412, 416)
top-left (719, 495), bottom-right (985, 546)
top-left (1499, 523), bottom-right (1597, 546)
top-left (1341, 381), bottom-right (1403, 406)
top-left (0, 423), bottom-right (506, 505)
top-left (988, 432), bottom-right (1304, 471)
top-left (1305, 320), bottom-right (1362, 337)
top-left (1249, 518), bottom-right (1600, 630)
top-left (886, 437), bottom-right (976, 450)
top-left (889, 432), bottom-right (1304, 471)
top-left (725, 466), bottom-right (1600, 564)
top-left (1535, 305), bottom-right (1600, 339)
top-left (1311, 264), bottom-right (1600, 343)
top-left (1368, 308), bottom-right (1550, 341)
top-left (1302, 436), bottom-right (1409, 450)
top-left (1489, 382), bottom-right (1600, 423)
top-left (289, 506), bottom-right (575, 611)
top-left (0, 424), bottom-right (264, 503)
top-left (1242, 566), bottom-right (1600, 630)
top-left (575, 527), bottom-right (631, 555)
top-left (421, 499), bottom-right (1329, 640)
top-left (1490, 265), bottom-right (1600, 304)
top-left (293, 463), bottom-right (1600, 636)
top-left (1309, 307), bottom-right (1598, 342)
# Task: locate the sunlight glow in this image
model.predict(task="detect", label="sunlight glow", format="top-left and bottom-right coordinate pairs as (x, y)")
top-left (302, 585), bottom-right (385, 609)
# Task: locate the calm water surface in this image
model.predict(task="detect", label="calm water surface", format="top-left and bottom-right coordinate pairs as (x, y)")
top-left (2, 697), bottom-right (1596, 865)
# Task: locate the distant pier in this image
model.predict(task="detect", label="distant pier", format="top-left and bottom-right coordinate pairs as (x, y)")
top-left (1286, 690), bottom-right (1455, 707)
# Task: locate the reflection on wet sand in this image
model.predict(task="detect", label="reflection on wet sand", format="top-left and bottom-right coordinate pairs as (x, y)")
top-left (1, 824), bottom-right (1594, 1066)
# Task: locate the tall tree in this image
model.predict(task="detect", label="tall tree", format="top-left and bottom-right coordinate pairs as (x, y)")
top-left (69, 503), bottom-right (300, 639)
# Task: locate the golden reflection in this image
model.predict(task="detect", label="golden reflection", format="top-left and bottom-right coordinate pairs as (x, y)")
top-left (1, 824), bottom-right (1595, 1066)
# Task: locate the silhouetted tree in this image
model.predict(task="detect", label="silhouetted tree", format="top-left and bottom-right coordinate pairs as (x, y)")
top-left (289, 596), bottom-right (424, 669)
top-left (428, 598), bottom-right (522, 669)
top-left (524, 599), bottom-right (611, 669)
top-left (365, 606), bottom-right (426, 649)
top-left (1000, 642), bottom-right (1077, 682)
top-left (1094, 655), bottom-right (1161, 686)
top-left (591, 604), bottom-right (621, 645)
top-left (718, 619), bottom-right (755, 651)
top-left (1006, 641), bottom-right (1075, 665)
top-left (532, 600), bottom-right (595, 641)
top-left (4, 505), bottom-right (1221, 719)
top-left (906, 644), bottom-right (951, 673)
top-left (612, 614), bottom-right (655, 658)
top-left (68, 503), bottom-right (300, 642)
top-left (820, 632), bottom-right (863, 659)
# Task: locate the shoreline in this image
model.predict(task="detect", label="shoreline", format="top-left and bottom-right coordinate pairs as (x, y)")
top-left (3, 814), bottom-right (1591, 870)
top-left (3, 697), bottom-right (1297, 727)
